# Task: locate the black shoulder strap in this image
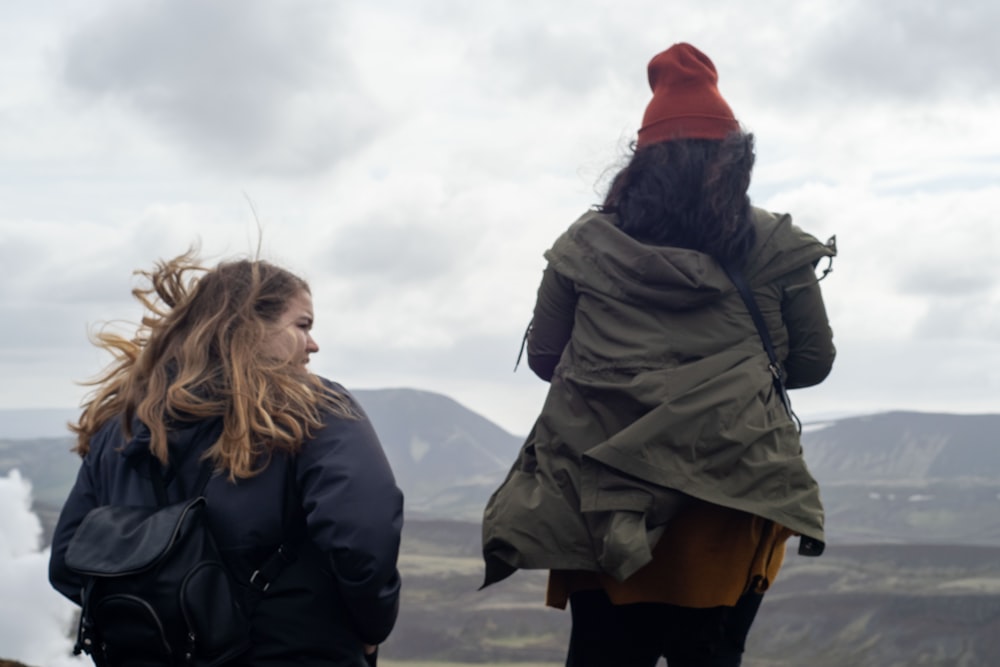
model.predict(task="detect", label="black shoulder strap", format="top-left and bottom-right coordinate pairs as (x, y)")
top-left (514, 319), bottom-right (532, 371)
top-left (149, 458), bottom-right (169, 506)
top-left (721, 262), bottom-right (801, 434)
top-left (723, 263), bottom-right (825, 557)
top-left (149, 456), bottom-right (213, 507)
top-left (246, 456), bottom-right (303, 600)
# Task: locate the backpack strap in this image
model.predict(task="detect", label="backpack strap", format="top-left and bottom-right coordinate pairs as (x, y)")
top-left (73, 578), bottom-right (102, 662)
top-left (149, 446), bottom-right (304, 598)
top-left (721, 262), bottom-right (801, 433)
top-left (245, 455), bottom-right (303, 601)
top-left (513, 319), bottom-right (532, 371)
top-left (149, 456), bottom-right (214, 507)
top-left (723, 262), bottom-right (825, 558)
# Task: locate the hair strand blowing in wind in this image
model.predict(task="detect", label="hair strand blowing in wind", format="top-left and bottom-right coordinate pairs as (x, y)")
top-left (71, 249), bottom-right (355, 480)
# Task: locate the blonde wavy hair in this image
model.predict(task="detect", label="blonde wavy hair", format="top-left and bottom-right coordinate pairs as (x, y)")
top-left (71, 249), bottom-right (356, 479)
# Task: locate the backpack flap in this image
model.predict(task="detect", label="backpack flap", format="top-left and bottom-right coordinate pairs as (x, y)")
top-left (65, 498), bottom-right (206, 576)
top-left (65, 495), bottom-right (251, 666)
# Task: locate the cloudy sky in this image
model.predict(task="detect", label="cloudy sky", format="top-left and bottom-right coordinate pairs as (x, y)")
top-left (1, 0), bottom-right (998, 437)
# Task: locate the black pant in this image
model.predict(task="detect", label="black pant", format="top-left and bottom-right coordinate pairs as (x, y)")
top-left (565, 589), bottom-right (763, 667)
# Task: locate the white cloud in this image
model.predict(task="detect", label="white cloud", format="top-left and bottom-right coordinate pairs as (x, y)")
top-left (61, 0), bottom-right (381, 176)
top-left (0, 0), bottom-right (999, 432)
top-left (0, 471), bottom-right (84, 667)
top-left (797, 0), bottom-right (1000, 101)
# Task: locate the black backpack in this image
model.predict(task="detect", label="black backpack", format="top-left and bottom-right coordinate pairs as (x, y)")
top-left (64, 459), bottom-right (297, 666)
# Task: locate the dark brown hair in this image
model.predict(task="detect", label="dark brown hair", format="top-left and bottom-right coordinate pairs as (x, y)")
top-left (602, 131), bottom-right (757, 266)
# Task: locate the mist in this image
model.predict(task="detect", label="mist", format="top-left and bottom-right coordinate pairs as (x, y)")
top-left (0, 471), bottom-right (84, 666)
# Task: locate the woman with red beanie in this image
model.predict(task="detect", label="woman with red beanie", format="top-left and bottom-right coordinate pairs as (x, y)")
top-left (482, 43), bottom-right (836, 666)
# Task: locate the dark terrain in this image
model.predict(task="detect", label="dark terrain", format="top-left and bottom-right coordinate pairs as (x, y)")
top-left (385, 520), bottom-right (1000, 666)
top-left (2, 400), bottom-right (999, 665)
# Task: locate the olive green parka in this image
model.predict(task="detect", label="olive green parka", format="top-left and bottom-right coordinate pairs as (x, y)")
top-left (482, 207), bottom-right (835, 586)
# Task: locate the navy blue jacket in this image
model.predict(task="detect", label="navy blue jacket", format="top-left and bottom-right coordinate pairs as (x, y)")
top-left (49, 383), bottom-right (403, 666)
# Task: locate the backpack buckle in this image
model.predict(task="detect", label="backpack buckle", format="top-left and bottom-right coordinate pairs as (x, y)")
top-left (249, 569), bottom-right (271, 592)
top-left (249, 544), bottom-right (296, 592)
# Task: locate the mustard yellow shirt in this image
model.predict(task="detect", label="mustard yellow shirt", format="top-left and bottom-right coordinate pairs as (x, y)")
top-left (547, 500), bottom-right (793, 609)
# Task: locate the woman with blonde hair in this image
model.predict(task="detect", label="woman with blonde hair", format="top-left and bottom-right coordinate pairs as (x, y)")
top-left (49, 251), bottom-right (403, 666)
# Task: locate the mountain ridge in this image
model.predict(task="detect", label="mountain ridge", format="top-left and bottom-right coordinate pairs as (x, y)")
top-left (2, 394), bottom-right (998, 540)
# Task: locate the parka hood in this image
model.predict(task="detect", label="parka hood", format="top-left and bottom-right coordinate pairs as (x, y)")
top-left (544, 208), bottom-right (835, 309)
top-left (120, 416), bottom-right (224, 470)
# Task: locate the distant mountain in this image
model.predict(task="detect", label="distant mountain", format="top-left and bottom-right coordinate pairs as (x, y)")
top-left (351, 388), bottom-right (521, 519)
top-left (799, 411), bottom-right (1000, 545)
top-left (3, 399), bottom-right (999, 547)
top-left (803, 411), bottom-right (1000, 482)
top-left (0, 388), bottom-right (523, 532)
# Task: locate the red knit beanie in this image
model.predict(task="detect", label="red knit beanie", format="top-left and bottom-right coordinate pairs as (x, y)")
top-left (636, 43), bottom-right (739, 148)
